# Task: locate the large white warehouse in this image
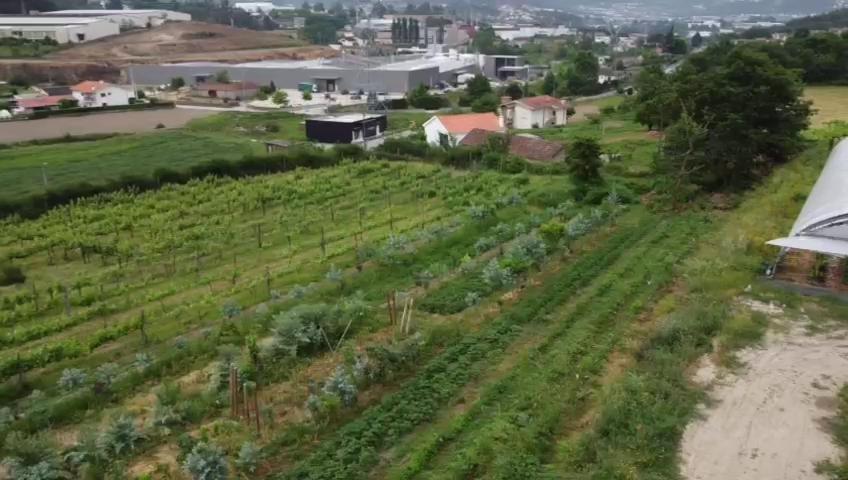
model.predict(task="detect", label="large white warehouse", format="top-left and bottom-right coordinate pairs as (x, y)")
top-left (39, 10), bottom-right (191, 29)
top-left (0, 16), bottom-right (119, 44)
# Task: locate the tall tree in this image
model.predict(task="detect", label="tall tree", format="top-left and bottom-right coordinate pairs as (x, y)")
top-left (564, 50), bottom-right (600, 95)
top-left (401, 17), bottom-right (409, 43)
top-left (567, 137), bottom-right (603, 183)
top-left (542, 71), bottom-right (557, 95)
top-left (691, 31), bottom-right (703, 48)
top-left (371, 1), bottom-right (387, 18)
top-left (654, 42), bottom-right (812, 191)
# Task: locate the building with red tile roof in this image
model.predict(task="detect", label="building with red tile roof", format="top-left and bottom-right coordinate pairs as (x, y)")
top-left (459, 129), bottom-right (565, 162)
top-left (423, 112), bottom-right (504, 146)
top-left (501, 95), bottom-right (569, 129)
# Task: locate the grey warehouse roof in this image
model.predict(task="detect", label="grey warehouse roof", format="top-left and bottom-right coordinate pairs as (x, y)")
top-left (768, 138), bottom-right (848, 257)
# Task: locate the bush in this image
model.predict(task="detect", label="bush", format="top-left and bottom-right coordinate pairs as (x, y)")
top-left (482, 259), bottom-right (515, 288)
top-left (236, 441), bottom-right (261, 474)
top-left (58, 368), bottom-right (88, 392)
top-left (183, 442), bottom-right (228, 480)
top-left (471, 92), bottom-right (500, 113)
top-left (97, 415), bottom-right (145, 456)
top-left (0, 263), bottom-right (25, 286)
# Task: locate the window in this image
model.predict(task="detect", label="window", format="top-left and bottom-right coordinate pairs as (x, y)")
top-left (439, 132), bottom-right (450, 148)
top-left (100, 93), bottom-right (106, 98)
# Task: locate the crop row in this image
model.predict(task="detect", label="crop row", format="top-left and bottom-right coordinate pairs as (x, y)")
top-left (390, 215), bottom-right (708, 479)
top-left (276, 213), bottom-right (662, 479)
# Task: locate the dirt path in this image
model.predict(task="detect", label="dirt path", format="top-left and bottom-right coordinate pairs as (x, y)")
top-left (681, 302), bottom-right (848, 480)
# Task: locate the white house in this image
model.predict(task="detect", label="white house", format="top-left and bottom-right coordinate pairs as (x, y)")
top-left (71, 81), bottom-right (132, 108)
top-left (500, 95), bottom-right (568, 130)
top-left (423, 112), bottom-right (503, 147)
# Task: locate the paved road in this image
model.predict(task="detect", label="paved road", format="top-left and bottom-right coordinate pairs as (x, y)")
top-left (0, 108), bottom-right (216, 144)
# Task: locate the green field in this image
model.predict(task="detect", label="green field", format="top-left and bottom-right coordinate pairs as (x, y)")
top-left (0, 131), bottom-right (259, 201)
top-left (0, 111), bottom-right (434, 203)
top-left (805, 85), bottom-right (848, 128)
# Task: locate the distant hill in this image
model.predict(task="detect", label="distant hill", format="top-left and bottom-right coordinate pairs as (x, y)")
top-left (525, 0), bottom-right (839, 16)
top-left (786, 8), bottom-right (848, 30)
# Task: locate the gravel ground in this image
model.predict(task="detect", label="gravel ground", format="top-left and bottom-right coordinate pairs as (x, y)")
top-left (0, 109), bottom-right (216, 143)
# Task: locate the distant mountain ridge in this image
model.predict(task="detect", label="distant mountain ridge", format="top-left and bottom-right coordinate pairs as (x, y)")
top-left (524, 0), bottom-right (840, 16)
top-left (785, 7), bottom-right (848, 29)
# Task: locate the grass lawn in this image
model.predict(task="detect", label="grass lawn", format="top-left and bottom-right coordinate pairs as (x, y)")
top-left (184, 110), bottom-right (308, 142)
top-left (0, 131), bottom-right (259, 201)
top-left (805, 85), bottom-right (848, 128)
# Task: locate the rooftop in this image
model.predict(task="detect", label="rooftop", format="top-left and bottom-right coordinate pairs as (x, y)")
top-left (510, 95), bottom-right (568, 110)
top-left (71, 80), bottom-right (114, 93)
top-left (432, 113), bottom-right (502, 134)
top-left (16, 95), bottom-right (72, 109)
top-left (460, 129), bottom-right (564, 162)
top-left (308, 113), bottom-right (386, 123)
top-left (40, 9), bottom-right (170, 15)
top-left (0, 16), bottom-right (103, 26)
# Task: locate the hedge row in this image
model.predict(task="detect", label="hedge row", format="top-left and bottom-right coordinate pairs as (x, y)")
top-left (26, 101), bottom-right (175, 120)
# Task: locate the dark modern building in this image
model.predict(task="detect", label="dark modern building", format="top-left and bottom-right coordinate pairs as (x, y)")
top-left (305, 114), bottom-right (387, 144)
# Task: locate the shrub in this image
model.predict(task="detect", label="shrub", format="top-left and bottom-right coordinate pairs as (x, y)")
top-left (269, 303), bottom-right (330, 358)
top-left (93, 363), bottom-right (120, 392)
top-left (471, 92), bottom-right (500, 113)
top-left (58, 368), bottom-right (88, 392)
top-left (134, 352), bottom-right (154, 372)
top-left (302, 91), bottom-right (313, 101)
top-left (221, 301), bottom-right (242, 320)
top-left (474, 236), bottom-right (497, 254)
top-left (236, 441), bottom-right (261, 474)
top-left (183, 442), bottom-right (229, 480)
top-left (322, 366), bottom-right (358, 407)
top-left (272, 90), bottom-right (288, 106)
top-left (2, 432), bottom-right (64, 480)
top-left (97, 416), bottom-right (145, 456)
top-left (0, 263), bottom-right (25, 286)
top-left (482, 259), bottom-right (514, 288)
top-left (465, 291), bottom-right (481, 307)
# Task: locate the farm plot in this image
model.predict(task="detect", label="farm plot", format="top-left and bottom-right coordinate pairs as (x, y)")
top-left (0, 160), bottom-right (584, 477)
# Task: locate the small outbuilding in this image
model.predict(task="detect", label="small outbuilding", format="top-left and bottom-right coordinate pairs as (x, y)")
top-left (305, 114), bottom-right (387, 145)
top-left (459, 129), bottom-right (566, 162)
top-left (192, 81), bottom-right (259, 101)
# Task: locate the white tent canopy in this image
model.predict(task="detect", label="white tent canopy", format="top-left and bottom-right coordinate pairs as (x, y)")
top-left (768, 138), bottom-right (848, 257)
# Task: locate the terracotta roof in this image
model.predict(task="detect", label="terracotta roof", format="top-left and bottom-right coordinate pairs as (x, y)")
top-left (194, 81), bottom-right (259, 92)
top-left (434, 113), bottom-right (502, 134)
top-left (16, 95), bottom-right (72, 109)
top-left (71, 80), bottom-right (111, 93)
top-left (459, 129), bottom-right (565, 162)
top-left (513, 95), bottom-right (568, 110)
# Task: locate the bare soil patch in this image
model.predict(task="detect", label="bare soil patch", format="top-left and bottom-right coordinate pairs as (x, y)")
top-left (681, 303), bottom-right (848, 480)
top-left (0, 108), bottom-right (215, 143)
top-left (48, 22), bottom-right (333, 65)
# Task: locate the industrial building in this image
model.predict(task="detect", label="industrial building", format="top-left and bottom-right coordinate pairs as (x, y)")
top-left (128, 53), bottom-right (481, 94)
top-left (38, 10), bottom-right (191, 29)
top-left (0, 16), bottom-right (118, 43)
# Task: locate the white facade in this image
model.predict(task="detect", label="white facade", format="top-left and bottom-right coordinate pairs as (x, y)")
top-left (0, 17), bottom-right (118, 43)
top-left (423, 116), bottom-right (457, 146)
top-left (39, 10), bottom-right (191, 29)
top-left (72, 84), bottom-right (131, 107)
top-left (501, 98), bottom-right (568, 130)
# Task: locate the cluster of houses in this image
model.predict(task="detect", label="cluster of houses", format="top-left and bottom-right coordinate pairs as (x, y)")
top-left (306, 93), bottom-right (570, 163)
top-left (3, 81), bottom-right (134, 118)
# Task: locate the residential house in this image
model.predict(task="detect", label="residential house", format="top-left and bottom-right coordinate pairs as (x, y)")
top-left (71, 80), bottom-right (131, 107)
top-left (500, 95), bottom-right (568, 130)
top-left (191, 81), bottom-right (259, 101)
top-left (459, 129), bottom-right (565, 162)
top-left (423, 112), bottom-right (503, 147)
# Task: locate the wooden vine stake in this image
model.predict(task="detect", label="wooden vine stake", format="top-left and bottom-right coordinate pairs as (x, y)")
top-left (397, 297), bottom-right (414, 336)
